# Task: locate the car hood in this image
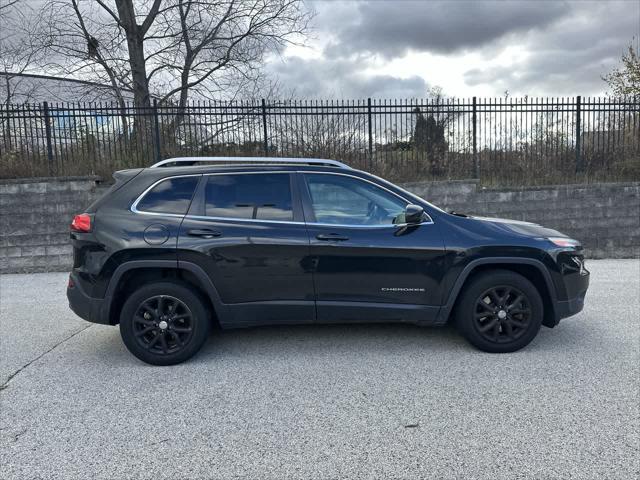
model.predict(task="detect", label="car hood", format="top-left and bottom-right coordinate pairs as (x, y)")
top-left (467, 215), bottom-right (567, 239)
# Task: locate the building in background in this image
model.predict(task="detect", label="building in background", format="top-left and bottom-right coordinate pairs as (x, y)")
top-left (1, 72), bottom-right (135, 105)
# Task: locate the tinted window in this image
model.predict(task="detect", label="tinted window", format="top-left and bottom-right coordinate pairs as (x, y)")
top-left (305, 174), bottom-right (407, 225)
top-left (136, 177), bottom-right (199, 214)
top-left (205, 173), bottom-right (293, 221)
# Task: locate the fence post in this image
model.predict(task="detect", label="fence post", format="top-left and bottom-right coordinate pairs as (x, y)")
top-left (261, 98), bottom-right (269, 156)
top-left (2, 104), bottom-right (11, 151)
top-left (367, 98), bottom-right (373, 169)
top-left (152, 99), bottom-right (161, 163)
top-left (575, 95), bottom-right (583, 173)
top-left (42, 101), bottom-right (54, 176)
top-left (472, 96), bottom-right (479, 179)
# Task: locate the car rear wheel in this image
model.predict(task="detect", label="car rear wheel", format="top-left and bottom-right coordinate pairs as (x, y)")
top-left (454, 270), bottom-right (543, 353)
top-left (119, 282), bottom-right (210, 365)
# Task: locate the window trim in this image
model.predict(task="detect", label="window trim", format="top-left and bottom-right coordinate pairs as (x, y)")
top-left (131, 170), bottom-right (434, 228)
top-left (131, 174), bottom-right (202, 217)
top-left (132, 171), bottom-right (302, 224)
top-left (299, 171), bottom-right (434, 228)
top-left (184, 214), bottom-right (305, 225)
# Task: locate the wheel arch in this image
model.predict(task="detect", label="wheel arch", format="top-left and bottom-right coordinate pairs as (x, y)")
top-left (104, 260), bottom-right (227, 326)
top-left (439, 257), bottom-right (558, 328)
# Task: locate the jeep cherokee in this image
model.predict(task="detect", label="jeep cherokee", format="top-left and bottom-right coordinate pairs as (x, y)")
top-left (67, 157), bottom-right (589, 365)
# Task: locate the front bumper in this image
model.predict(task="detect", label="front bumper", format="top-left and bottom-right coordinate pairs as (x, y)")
top-left (67, 273), bottom-right (111, 325)
top-left (556, 289), bottom-right (587, 320)
top-left (553, 264), bottom-right (589, 324)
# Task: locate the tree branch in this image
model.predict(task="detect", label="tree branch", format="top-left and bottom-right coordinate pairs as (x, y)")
top-left (140, 0), bottom-right (163, 35)
top-left (95, 0), bottom-right (124, 28)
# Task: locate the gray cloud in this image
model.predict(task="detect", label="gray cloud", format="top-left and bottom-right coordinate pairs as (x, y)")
top-left (266, 56), bottom-right (428, 98)
top-left (10, 0), bottom-right (637, 99)
top-left (463, 1), bottom-right (640, 96)
top-left (302, 0), bottom-right (640, 97)
top-left (321, 0), bottom-right (571, 58)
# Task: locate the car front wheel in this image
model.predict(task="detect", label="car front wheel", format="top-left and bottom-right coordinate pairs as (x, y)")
top-left (119, 282), bottom-right (211, 365)
top-left (454, 270), bottom-right (543, 353)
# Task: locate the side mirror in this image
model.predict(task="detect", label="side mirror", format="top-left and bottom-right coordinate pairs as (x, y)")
top-left (404, 204), bottom-right (425, 225)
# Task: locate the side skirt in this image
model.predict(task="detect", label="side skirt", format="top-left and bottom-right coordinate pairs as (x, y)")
top-left (316, 301), bottom-right (441, 326)
top-left (221, 301), bottom-right (315, 328)
top-left (220, 300), bottom-right (442, 328)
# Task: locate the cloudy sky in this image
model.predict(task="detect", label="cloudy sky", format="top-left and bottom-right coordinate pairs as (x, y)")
top-left (266, 0), bottom-right (640, 98)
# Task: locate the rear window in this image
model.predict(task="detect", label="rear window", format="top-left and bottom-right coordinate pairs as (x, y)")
top-left (204, 173), bottom-right (293, 221)
top-left (135, 176), bottom-right (199, 215)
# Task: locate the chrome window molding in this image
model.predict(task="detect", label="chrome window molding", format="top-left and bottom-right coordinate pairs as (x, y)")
top-left (131, 171), bottom-right (292, 217)
top-left (133, 210), bottom-right (186, 219)
top-left (185, 214), bottom-right (303, 225)
top-left (130, 174), bottom-right (202, 216)
top-left (307, 220), bottom-right (433, 228)
top-left (181, 215), bottom-right (430, 228)
top-left (131, 170), bottom-right (434, 227)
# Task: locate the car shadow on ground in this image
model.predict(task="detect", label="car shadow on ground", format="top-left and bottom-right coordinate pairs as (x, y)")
top-left (84, 316), bottom-right (590, 367)
top-left (203, 322), bottom-right (468, 357)
top-left (85, 322), bottom-right (471, 366)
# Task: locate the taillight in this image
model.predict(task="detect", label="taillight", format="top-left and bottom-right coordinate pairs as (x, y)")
top-left (71, 213), bottom-right (92, 232)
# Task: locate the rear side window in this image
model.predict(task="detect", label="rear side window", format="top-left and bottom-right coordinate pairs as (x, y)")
top-left (135, 176), bottom-right (199, 215)
top-left (204, 173), bottom-right (293, 221)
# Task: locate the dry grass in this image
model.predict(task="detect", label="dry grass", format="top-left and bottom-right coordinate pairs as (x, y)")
top-left (1, 137), bottom-right (638, 187)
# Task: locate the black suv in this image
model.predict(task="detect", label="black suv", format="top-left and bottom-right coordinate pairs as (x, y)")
top-left (67, 157), bottom-right (589, 365)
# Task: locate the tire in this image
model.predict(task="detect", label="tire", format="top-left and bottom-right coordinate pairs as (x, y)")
top-left (454, 270), bottom-right (543, 353)
top-left (119, 282), bottom-right (211, 365)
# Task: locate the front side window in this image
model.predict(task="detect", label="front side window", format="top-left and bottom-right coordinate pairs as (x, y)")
top-left (204, 173), bottom-right (293, 221)
top-left (136, 176), bottom-right (199, 215)
top-left (304, 174), bottom-right (407, 225)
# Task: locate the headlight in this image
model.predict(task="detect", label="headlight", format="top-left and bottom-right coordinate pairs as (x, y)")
top-left (571, 256), bottom-right (589, 276)
top-left (548, 237), bottom-right (581, 247)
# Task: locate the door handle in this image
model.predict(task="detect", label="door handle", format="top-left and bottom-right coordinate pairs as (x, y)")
top-left (316, 233), bottom-right (349, 241)
top-left (187, 228), bottom-right (222, 239)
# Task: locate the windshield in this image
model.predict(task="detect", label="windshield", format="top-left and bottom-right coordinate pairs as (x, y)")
top-left (365, 173), bottom-right (447, 214)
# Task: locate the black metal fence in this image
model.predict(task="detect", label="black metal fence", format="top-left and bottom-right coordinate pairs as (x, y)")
top-left (1, 96), bottom-right (639, 185)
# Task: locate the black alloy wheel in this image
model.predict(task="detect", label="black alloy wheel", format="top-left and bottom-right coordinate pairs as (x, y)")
top-left (120, 282), bottom-right (211, 365)
top-left (133, 295), bottom-right (194, 355)
top-left (454, 270), bottom-right (543, 353)
top-left (473, 286), bottom-right (532, 343)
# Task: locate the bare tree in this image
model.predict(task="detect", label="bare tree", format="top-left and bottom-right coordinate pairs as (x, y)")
top-left (0, 0), bottom-right (43, 105)
top-left (269, 101), bottom-right (368, 168)
top-left (0, 0), bottom-right (19, 13)
top-left (37, 0), bottom-right (311, 109)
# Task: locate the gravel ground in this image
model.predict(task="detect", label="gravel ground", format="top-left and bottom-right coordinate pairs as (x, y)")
top-left (0, 259), bottom-right (638, 479)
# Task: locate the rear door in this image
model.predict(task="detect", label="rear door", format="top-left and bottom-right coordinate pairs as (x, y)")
top-left (299, 171), bottom-right (447, 324)
top-left (177, 171), bottom-right (315, 326)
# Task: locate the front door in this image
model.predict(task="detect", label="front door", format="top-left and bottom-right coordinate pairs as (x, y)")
top-left (299, 172), bottom-right (447, 324)
top-left (178, 171), bottom-right (315, 326)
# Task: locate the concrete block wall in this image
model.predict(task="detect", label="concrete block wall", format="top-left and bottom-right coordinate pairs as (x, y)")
top-left (0, 177), bottom-right (105, 273)
top-left (0, 177), bottom-right (638, 274)
top-left (402, 180), bottom-right (640, 259)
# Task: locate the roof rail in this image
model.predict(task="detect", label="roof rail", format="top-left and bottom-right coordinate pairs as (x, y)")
top-left (150, 156), bottom-right (351, 169)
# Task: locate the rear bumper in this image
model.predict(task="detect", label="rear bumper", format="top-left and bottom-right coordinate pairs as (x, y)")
top-left (67, 273), bottom-right (111, 325)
